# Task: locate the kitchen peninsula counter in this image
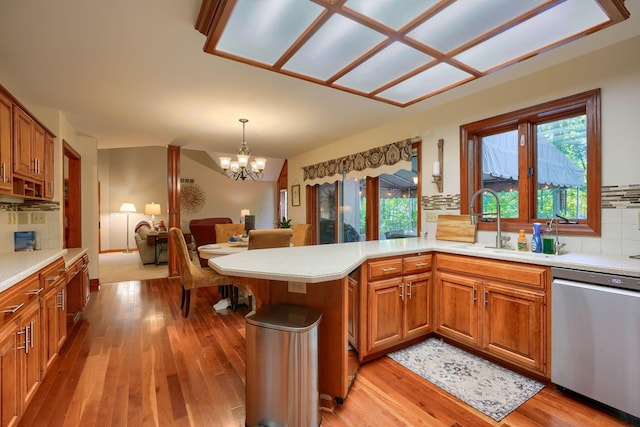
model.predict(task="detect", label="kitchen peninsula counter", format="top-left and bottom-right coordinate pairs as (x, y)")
top-left (210, 238), bottom-right (640, 281)
top-left (209, 238), bottom-right (640, 407)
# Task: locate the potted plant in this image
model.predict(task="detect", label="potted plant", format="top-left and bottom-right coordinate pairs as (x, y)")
top-left (278, 217), bottom-right (292, 228)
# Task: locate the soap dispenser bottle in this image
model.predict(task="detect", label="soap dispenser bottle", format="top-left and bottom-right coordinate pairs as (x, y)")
top-left (531, 223), bottom-right (542, 253)
top-left (517, 230), bottom-right (528, 252)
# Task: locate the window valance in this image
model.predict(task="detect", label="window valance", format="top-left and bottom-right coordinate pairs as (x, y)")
top-left (303, 138), bottom-right (417, 185)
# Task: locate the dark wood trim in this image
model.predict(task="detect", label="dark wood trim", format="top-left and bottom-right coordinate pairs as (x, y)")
top-left (460, 89), bottom-right (601, 236)
top-left (167, 145), bottom-right (181, 277)
top-left (365, 176), bottom-right (379, 241)
top-left (305, 184), bottom-right (317, 245)
top-left (63, 140), bottom-right (82, 248)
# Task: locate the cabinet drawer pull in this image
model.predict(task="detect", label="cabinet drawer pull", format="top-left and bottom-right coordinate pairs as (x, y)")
top-left (46, 275), bottom-right (60, 282)
top-left (414, 262), bottom-right (429, 267)
top-left (2, 303), bottom-right (24, 314)
top-left (26, 288), bottom-right (43, 296)
top-left (382, 267), bottom-right (397, 272)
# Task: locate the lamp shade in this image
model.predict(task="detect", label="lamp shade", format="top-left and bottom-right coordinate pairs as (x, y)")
top-left (119, 203), bottom-right (136, 213)
top-left (144, 203), bottom-right (161, 216)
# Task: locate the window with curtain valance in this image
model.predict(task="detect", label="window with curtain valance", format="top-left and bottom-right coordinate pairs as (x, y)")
top-left (302, 138), bottom-right (417, 185)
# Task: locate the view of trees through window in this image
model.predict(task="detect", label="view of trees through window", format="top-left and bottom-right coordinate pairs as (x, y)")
top-left (479, 115), bottom-right (587, 222)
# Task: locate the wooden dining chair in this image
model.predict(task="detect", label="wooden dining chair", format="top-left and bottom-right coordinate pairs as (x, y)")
top-left (291, 223), bottom-right (312, 246)
top-left (169, 227), bottom-right (231, 317)
top-left (247, 229), bottom-right (293, 250)
top-left (215, 223), bottom-right (247, 243)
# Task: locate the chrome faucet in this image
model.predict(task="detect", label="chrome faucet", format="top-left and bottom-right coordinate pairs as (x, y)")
top-left (546, 217), bottom-right (567, 255)
top-left (469, 188), bottom-right (510, 249)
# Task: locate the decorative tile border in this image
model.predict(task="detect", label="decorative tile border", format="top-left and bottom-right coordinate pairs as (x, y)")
top-left (422, 194), bottom-right (460, 210)
top-left (602, 184), bottom-right (640, 208)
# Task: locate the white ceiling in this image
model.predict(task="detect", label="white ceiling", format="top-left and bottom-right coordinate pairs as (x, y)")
top-left (0, 0), bottom-right (638, 161)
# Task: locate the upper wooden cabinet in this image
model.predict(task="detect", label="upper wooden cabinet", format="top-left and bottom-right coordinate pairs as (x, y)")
top-left (0, 92), bottom-right (13, 194)
top-left (0, 84), bottom-right (55, 200)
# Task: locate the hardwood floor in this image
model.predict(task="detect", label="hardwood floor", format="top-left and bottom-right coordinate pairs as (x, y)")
top-left (20, 278), bottom-right (635, 427)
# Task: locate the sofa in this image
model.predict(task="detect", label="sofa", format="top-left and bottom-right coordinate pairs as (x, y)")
top-left (135, 221), bottom-right (168, 265)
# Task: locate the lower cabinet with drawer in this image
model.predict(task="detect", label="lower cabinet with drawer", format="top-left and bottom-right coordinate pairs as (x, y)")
top-left (0, 271), bottom-right (44, 427)
top-left (66, 254), bottom-right (90, 317)
top-left (0, 256), bottom-right (73, 427)
top-left (360, 253), bottom-right (433, 360)
top-left (435, 253), bottom-right (549, 377)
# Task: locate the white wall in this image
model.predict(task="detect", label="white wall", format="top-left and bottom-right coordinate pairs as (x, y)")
top-left (98, 146), bottom-right (278, 251)
top-left (288, 36), bottom-right (640, 257)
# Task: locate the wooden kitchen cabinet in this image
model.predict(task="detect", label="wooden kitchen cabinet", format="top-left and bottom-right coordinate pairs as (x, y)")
top-left (18, 301), bottom-right (41, 410)
top-left (364, 254), bottom-right (432, 359)
top-left (435, 253), bottom-right (549, 376)
top-left (0, 320), bottom-right (20, 427)
top-left (0, 91), bottom-right (12, 194)
top-left (67, 254), bottom-right (90, 316)
top-left (43, 134), bottom-right (54, 199)
top-left (12, 105), bottom-right (34, 179)
top-left (40, 258), bottom-right (67, 374)
top-left (347, 274), bottom-right (359, 349)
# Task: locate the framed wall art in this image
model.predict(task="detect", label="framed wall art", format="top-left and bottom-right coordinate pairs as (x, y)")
top-left (291, 184), bottom-right (301, 206)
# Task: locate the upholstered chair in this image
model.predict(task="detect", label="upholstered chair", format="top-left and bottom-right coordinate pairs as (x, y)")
top-left (247, 229), bottom-right (293, 250)
top-left (169, 227), bottom-right (231, 318)
top-left (215, 223), bottom-right (247, 244)
top-left (291, 223), bottom-right (312, 246)
top-left (189, 217), bottom-right (233, 267)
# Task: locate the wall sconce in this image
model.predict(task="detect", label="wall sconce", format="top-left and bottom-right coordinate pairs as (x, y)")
top-left (432, 139), bottom-right (444, 193)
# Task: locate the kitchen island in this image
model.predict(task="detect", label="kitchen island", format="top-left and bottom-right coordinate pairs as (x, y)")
top-left (209, 238), bottom-right (640, 407)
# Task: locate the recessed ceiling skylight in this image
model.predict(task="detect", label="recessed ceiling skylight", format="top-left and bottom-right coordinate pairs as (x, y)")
top-left (196, 0), bottom-right (629, 107)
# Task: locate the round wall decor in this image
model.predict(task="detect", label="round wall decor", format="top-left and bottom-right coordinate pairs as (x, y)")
top-left (180, 182), bottom-right (205, 214)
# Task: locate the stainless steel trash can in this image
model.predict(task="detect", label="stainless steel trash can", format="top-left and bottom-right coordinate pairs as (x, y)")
top-left (245, 304), bottom-right (322, 427)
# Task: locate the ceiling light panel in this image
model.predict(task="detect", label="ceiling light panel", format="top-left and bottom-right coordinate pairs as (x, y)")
top-left (197, 0), bottom-right (628, 107)
top-left (216, 0), bottom-right (323, 65)
top-left (454, 0), bottom-right (610, 72)
top-left (407, 0), bottom-right (549, 53)
top-left (344, 0), bottom-right (439, 30)
top-left (283, 14), bottom-right (387, 81)
top-left (377, 63), bottom-right (473, 105)
top-left (334, 42), bottom-right (434, 93)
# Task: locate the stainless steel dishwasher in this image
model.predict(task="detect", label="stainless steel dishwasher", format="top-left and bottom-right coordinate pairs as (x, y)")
top-left (552, 267), bottom-right (640, 419)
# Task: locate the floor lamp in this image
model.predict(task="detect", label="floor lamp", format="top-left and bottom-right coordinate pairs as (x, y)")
top-left (120, 203), bottom-right (136, 253)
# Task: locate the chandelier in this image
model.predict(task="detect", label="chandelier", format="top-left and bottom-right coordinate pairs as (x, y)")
top-left (219, 118), bottom-right (266, 180)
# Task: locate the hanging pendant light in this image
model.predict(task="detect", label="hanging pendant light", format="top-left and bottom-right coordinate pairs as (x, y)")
top-left (220, 118), bottom-right (266, 180)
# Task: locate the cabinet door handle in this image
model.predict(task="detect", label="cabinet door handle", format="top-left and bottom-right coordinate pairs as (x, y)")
top-left (484, 289), bottom-right (488, 306)
top-left (17, 324), bottom-right (31, 354)
top-left (407, 282), bottom-right (412, 299)
top-left (1, 303), bottom-right (24, 314)
top-left (399, 283), bottom-right (404, 301)
top-left (472, 287), bottom-right (477, 304)
top-left (382, 267), bottom-right (397, 272)
top-left (58, 288), bottom-right (66, 310)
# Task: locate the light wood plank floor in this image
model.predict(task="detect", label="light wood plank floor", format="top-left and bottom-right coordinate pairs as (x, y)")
top-left (19, 278), bottom-right (635, 427)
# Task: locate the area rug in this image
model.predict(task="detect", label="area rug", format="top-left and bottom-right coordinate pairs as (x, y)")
top-left (99, 251), bottom-right (168, 283)
top-left (387, 338), bottom-right (544, 421)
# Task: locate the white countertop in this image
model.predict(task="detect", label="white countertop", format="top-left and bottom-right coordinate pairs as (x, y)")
top-left (0, 248), bottom-right (89, 293)
top-left (209, 238), bottom-right (640, 283)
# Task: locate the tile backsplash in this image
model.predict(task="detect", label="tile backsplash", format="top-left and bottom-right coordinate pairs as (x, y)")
top-left (0, 201), bottom-right (61, 253)
top-left (422, 184), bottom-right (640, 257)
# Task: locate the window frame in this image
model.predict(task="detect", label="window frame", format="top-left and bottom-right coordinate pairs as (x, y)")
top-left (460, 89), bottom-right (601, 236)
